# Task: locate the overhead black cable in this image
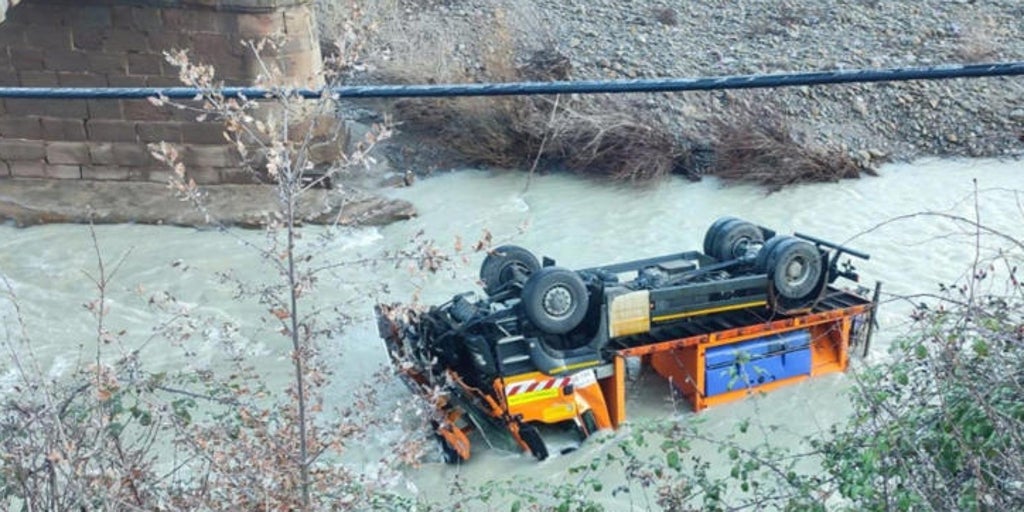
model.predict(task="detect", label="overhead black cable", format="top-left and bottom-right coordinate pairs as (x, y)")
top-left (0, 61), bottom-right (1020, 100)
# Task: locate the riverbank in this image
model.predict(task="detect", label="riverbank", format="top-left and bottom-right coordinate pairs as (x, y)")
top-left (4, 1), bottom-right (1022, 228)
top-left (342, 0), bottom-right (1024, 180)
top-left (0, 178), bottom-right (415, 229)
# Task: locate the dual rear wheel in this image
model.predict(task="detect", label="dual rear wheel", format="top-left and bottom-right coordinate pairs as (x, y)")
top-left (705, 217), bottom-right (824, 303)
top-left (757, 236), bottom-right (823, 301)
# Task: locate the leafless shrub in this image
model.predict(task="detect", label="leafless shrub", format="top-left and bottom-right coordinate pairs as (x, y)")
top-left (550, 105), bottom-right (681, 182)
top-left (0, 25), bottom-right (449, 511)
top-left (1, 244), bottom-right (167, 511)
top-left (709, 98), bottom-right (872, 191)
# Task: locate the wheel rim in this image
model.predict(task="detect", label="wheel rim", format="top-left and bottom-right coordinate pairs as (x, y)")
top-left (731, 236), bottom-right (753, 258)
top-left (542, 285), bottom-right (574, 318)
top-left (769, 239), bottom-right (823, 302)
top-left (782, 258), bottom-right (806, 282)
top-left (782, 255), bottom-right (811, 289)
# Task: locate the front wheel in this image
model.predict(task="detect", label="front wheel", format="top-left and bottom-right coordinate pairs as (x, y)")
top-left (521, 267), bottom-right (590, 335)
top-left (480, 245), bottom-right (540, 296)
top-left (518, 423), bottom-right (549, 461)
top-left (703, 216), bottom-right (741, 256)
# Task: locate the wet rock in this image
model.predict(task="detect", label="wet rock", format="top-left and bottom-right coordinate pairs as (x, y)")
top-left (311, 194), bottom-right (416, 227)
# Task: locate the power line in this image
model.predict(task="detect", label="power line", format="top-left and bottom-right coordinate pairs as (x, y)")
top-left (0, 61), bottom-right (1021, 100)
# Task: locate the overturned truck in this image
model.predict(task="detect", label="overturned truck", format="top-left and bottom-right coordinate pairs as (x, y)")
top-left (376, 217), bottom-right (878, 463)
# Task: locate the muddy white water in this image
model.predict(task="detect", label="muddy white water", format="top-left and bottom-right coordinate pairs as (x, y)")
top-left (1, 158), bottom-right (1022, 506)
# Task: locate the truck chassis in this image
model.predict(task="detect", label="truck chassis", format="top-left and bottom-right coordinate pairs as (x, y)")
top-left (376, 217), bottom-right (878, 462)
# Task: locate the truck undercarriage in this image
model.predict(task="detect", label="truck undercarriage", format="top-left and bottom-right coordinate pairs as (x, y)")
top-left (376, 217), bottom-right (878, 462)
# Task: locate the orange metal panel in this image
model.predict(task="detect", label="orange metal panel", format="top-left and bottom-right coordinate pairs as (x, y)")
top-left (577, 381), bottom-right (613, 429)
top-left (808, 317), bottom-right (852, 375)
top-left (616, 304), bottom-right (867, 414)
top-left (599, 356), bottom-right (627, 428)
top-left (649, 346), bottom-right (701, 408)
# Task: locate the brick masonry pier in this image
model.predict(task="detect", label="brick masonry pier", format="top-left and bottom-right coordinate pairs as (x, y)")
top-left (0, 0), bottom-right (323, 183)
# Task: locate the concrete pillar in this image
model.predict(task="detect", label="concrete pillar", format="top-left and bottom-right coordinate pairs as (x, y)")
top-left (0, 0), bottom-right (324, 183)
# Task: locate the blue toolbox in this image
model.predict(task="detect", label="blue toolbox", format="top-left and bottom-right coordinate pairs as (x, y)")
top-left (705, 330), bottom-right (812, 396)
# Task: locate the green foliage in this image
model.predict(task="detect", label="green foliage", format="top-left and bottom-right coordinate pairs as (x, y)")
top-left (458, 256), bottom-right (1024, 511)
top-left (820, 287), bottom-right (1024, 511)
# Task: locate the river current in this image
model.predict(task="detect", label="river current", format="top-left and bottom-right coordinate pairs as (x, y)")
top-left (1, 158), bottom-right (1022, 506)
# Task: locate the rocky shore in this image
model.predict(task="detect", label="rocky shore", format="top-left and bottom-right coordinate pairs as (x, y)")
top-left (4, 1), bottom-right (1022, 229)
top-left (0, 179), bottom-right (415, 229)
top-left (354, 0), bottom-right (1024, 171)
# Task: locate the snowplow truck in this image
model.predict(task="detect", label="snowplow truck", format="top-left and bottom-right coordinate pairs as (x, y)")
top-left (376, 217), bottom-right (877, 462)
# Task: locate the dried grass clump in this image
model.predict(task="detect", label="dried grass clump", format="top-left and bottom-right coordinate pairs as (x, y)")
top-left (372, 4), bottom-right (687, 182)
top-left (380, 8), bottom-right (556, 168)
top-left (395, 95), bottom-right (548, 168)
top-left (710, 99), bottom-right (871, 191)
top-left (550, 108), bottom-right (681, 182)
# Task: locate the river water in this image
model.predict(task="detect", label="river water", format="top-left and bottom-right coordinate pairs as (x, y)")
top-left (1, 158), bottom-right (1022, 506)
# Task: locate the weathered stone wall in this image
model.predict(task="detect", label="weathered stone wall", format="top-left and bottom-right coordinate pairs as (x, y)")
top-left (0, 0), bottom-right (321, 183)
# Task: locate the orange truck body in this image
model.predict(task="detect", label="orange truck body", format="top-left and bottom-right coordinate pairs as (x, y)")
top-left (376, 218), bottom-right (877, 462)
top-left (377, 288), bottom-right (873, 461)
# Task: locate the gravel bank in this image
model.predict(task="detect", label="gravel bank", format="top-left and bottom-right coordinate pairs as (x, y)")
top-left (349, 0), bottom-right (1024, 171)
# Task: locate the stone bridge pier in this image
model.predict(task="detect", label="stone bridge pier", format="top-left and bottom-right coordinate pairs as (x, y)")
top-left (0, 0), bottom-right (323, 183)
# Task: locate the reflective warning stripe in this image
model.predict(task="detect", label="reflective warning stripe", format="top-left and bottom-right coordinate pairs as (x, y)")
top-left (505, 377), bottom-right (571, 396)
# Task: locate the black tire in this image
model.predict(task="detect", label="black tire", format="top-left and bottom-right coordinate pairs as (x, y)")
top-left (480, 245), bottom-right (540, 296)
top-left (754, 235), bottom-right (789, 274)
top-left (711, 220), bottom-right (764, 262)
top-left (703, 216), bottom-right (740, 256)
top-left (707, 218), bottom-right (744, 258)
top-left (521, 267), bottom-right (590, 335)
top-left (435, 434), bottom-right (461, 465)
top-left (519, 423), bottom-right (548, 461)
top-left (578, 410), bottom-right (599, 441)
top-left (769, 239), bottom-right (823, 300)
